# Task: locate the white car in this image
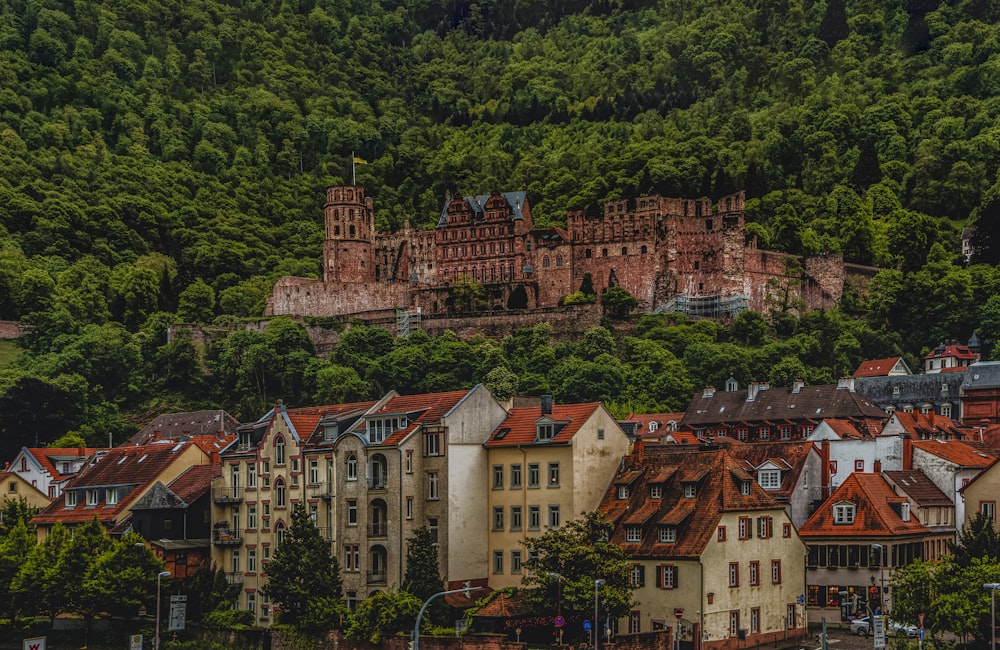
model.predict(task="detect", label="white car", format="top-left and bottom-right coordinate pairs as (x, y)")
top-left (849, 616), bottom-right (919, 638)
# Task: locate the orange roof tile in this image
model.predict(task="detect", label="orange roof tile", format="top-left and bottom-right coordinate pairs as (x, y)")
top-left (853, 357), bottom-right (905, 378)
top-left (167, 464), bottom-right (221, 504)
top-left (912, 439), bottom-right (997, 468)
top-left (485, 403), bottom-right (602, 448)
top-left (798, 473), bottom-right (929, 539)
top-left (26, 448), bottom-right (104, 479)
top-left (627, 412), bottom-right (686, 438)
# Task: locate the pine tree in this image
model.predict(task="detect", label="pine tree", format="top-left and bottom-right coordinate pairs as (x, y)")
top-left (403, 526), bottom-right (447, 624)
top-left (262, 504), bottom-right (344, 632)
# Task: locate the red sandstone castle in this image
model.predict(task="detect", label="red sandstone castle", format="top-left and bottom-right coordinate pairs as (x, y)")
top-left (267, 186), bottom-right (863, 321)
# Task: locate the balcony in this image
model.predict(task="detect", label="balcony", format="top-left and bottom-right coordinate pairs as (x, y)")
top-left (314, 526), bottom-right (334, 541)
top-left (308, 481), bottom-right (334, 499)
top-left (225, 572), bottom-right (243, 586)
top-left (367, 522), bottom-right (388, 538)
top-left (212, 529), bottom-right (243, 546)
top-left (366, 477), bottom-right (387, 491)
top-left (367, 571), bottom-right (387, 585)
top-left (213, 487), bottom-right (243, 504)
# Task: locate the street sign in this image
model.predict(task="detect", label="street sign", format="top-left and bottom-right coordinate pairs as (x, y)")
top-left (22, 638), bottom-right (45, 650)
top-left (554, 615), bottom-right (566, 627)
top-left (674, 608), bottom-right (684, 619)
top-left (168, 600), bottom-right (187, 631)
top-left (798, 594), bottom-right (805, 605)
top-left (873, 615), bottom-right (886, 649)
top-left (583, 620), bottom-right (592, 632)
top-left (918, 612), bottom-right (925, 628)
top-left (129, 635), bottom-right (143, 650)
top-left (919, 628), bottom-right (924, 640)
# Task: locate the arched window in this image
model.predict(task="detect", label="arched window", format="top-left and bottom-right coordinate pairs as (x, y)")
top-left (543, 256), bottom-right (550, 268)
top-left (556, 255), bottom-right (563, 267)
top-left (622, 247), bottom-right (628, 255)
top-left (347, 454), bottom-right (358, 481)
top-left (276, 521), bottom-right (286, 545)
top-left (274, 437), bottom-right (285, 465)
top-left (369, 545), bottom-right (388, 584)
top-left (275, 479), bottom-right (286, 507)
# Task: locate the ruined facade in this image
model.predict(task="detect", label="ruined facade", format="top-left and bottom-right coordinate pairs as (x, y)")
top-left (267, 185), bottom-right (862, 320)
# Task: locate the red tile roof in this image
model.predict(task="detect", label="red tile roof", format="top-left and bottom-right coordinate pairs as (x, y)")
top-left (31, 442), bottom-right (207, 527)
top-left (598, 445), bottom-right (784, 559)
top-left (890, 412), bottom-right (966, 439)
top-left (485, 403), bottom-right (602, 447)
top-left (821, 418), bottom-right (883, 439)
top-left (26, 448), bottom-right (104, 479)
top-left (473, 590), bottom-right (531, 618)
top-left (911, 439), bottom-right (997, 468)
top-left (853, 357), bottom-right (906, 378)
top-left (167, 464), bottom-right (221, 504)
top-left (798, 473), bottom-right (929, 539)
top-left (684, 384), bottom-right (886, 427)
top-left (627, 412), bottom-right (686, 439)
top-left (882, 470), bottom-right (952, 507)
top-left (924, 344), bottom-right (978, 360)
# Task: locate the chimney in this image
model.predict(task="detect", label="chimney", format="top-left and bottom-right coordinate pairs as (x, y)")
top-left (703, 386), bottom-right (716, 398)
top-left (77, 445), bottom-right (85, 457)
top-left (821, 439), bottom-right (831, 500)
top-left (792, 378), bottom-right (805, 394)
top-left (873, 459), bottom-right (882, 474)
top-left (541, 395), bottom-right (553, 415)
top-left (747, 381), bottom-right (761, 402)
top-left (836, 377), bottom-right (855, 391)
top-left (902, 435), bottom-right (913, 471)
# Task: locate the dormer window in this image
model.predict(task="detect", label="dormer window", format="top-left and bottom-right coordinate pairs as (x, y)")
top-left (625, 526), bottom-right (642, 543)
top-left (86, 489), bottom-right (99, 506)
top-left (617, 485), bottom-right (629, 500)
top-left (683, 484), bottom-right (696, 499)
top-left (368, 417), bottom-right (408, 444)
top-left (758, 469), bottom-right (781, 490)
top-left (650, 484), bottom-right (663, 499)
top-left (740, 480), bottom-right (751, 496)
top-left (238, 430), bottom-right (252, 450)
top-left (901, 502), bottom-right (911, 522)
top-left (537, 423), bottom-right (555, 441)
top-left (323, 423), bottom-right (338, 441)
top-left (107, 488), bottom-right (119, 505)
top-left (65, 491), bottom-right (78, 507)
top-left (659, 526), bottom-right (677, 543)
top-left (833, 502), bottom-right (856, 525)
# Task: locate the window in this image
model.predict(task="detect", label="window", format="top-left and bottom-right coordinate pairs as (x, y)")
top-left (347, 500), bottom-right (357, 526)
top-left (511, 506), bottom-right (522, 531)
top-left (428, 472), bottom-right (439, 500)
top-left (344, 545), bottom-right (360, 571)
top-left (901, 502), bottom-right (911, 522)
top-left (730, 611), bottom-right (740, 637)
top-left (86, 489), bottom-right (99, 506)
top-left (617, 485), bottom-right (629, 499)
top-left (783, 522), bottom-right (792, 538)
top-left (659, 565), bottom-right (678, 589)
top-left (231, 550), bottom-right (240, 573)
top-left (406, 497), bottom-right (413, 520)
top-left (528, 463), bottom-right (540, 488)
top-left (718, 526), bottom-right (726, 541)
top-left (650, 484), bottom-right (662, 499)
top-left (405, 450), bottom-right (413, 473)
top-left (275, 479), bottom-right (286, 507)
top-left (659, 526), bottom-right (676, 543)
top-left (537, 423), bottom-right (555, 441)
top-left (548, 462), bottom-right (560, 487)
top-left (683, 484), bottom-right (696, 498)
top-left (855, 459), bottom-right (864, 471)
top-left (425, 431), bottom-right (441, 456)
top-left (626, 526), bottom-right (642, 543)
top-left (829, 460), bottom-right (838, 474)
top-left (749, 561), bottom-right (760, 586)
top-left (757, 516), bottom-right (772, 539)
top-left (493, 507), bottom-right (505, 531)
top-left (597, 428), bottom-right (605, 440)
top-left (493, 550), bottom-right (504, 573)
top-left (492, 465), bottom-right (504, 489)
top-left (741, 480), bottom-right (751, 496)
top-left (511, 550), bottom-right (522, 574)
top-left (758, 469), bottom-right (780, 490)
top-left (759, 427), bottom-right (770, 440)
top-left (982, 502), bottom-right (996, 519)
top-left (548, 505), bottom-right (560, 529)
top-left (248, 505), bottom-right (257, 530)
top-left (106, 488), bottom-right (119, 505)
top-left (629, 611), bottom-right (641, 634)
top-left (729, 562), bottom-right (740, 587)
top-left (248, 548), bottom-right (257, 573)
top-left (347, 455), bottom-right (358, 481)
top-left (630, 564), bottom-right (645, 587)
top-left (751, 608), bottom-right (760, 634)
top-left (528, 506), bottom-right (541, 530)
top-left (779, 425), bottom-right (791, 439)
top-left (510, 464), bottom-right (522, 488)
top-left (941, 403), bottom-right (952, 418)
top-left (247, 462), bottom-right (256, 488)
top-left (275, 437), bottom-right (285, 465)
top-left (834, 503), bottom-right (856, 524)
top-left (428, 518), bottom-right (439, 543)
top-left (739, 517), bottom-right (751, 540)
top-left (771, 560), bottom-right (782, 584)
top-left (309, 459), bottom-right (319, 485)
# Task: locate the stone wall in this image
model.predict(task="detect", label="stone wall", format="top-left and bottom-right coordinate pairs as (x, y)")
top-left (268, 277), bottom-right (411, 317)
top-left (0, 320), bottom-right (23, 339)
top-left (420, 305), bottom-right (603, 342)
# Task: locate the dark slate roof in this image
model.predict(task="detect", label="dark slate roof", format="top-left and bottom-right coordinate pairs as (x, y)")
top-left (882, 470), bottom-right (952, 507)
top-left (131, 410), bottom-right (239, 444)
top-left (683, 384), bottom-right (885, 427)
top-left (131, 481), bottom-right (187, 510)
top-left (437, 191), bottom-right (528, 227)
top-left (962, 362), bottom-right (1000, 391)
top-left (854, 373), bottom-right (963, 405)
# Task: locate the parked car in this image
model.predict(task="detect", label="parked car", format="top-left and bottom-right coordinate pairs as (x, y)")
top-left (849, 616), bottom-right (919, 638)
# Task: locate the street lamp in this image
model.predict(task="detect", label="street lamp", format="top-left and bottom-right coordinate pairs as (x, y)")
top-left (155, 570), bottom-right (170, 650)
top-left (871, 544), bottom-right (886, 615)
top-left (985, 583), bottom-right (1000, 650)
top-left (594, 579), bottom-right (606, 650)
top-left (549, 573), bottom-right (563, 645)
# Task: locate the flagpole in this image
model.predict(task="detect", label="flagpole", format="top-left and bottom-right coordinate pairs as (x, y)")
top-left (351, 151), bottom-right (356, 186)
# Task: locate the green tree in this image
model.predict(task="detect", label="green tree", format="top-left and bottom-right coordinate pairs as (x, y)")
top-left (0, 519), bottom-right (35, 619)
top-left (403, 526), bottom-right (446, 624)
top-left (58, 517), bottom-right (113, 637)
top-left (951, 511), bottom-right (1000, 567)
top-left (262, 503), bottom-right (344, 632)
top-left (12, 522), bottom-right (70, 621)
top-left (81, 533), bottom-right (164, 620)
top-left (522, 512), bottom-right (634, 624)
top-left (451, 274), bottom-right (487, 313)
top-left (601, 286), bottom-right (638, 320)
top-left (345, 589), bottom-right (422, 644)
top-left (177, 279), bottom-right (216, 323)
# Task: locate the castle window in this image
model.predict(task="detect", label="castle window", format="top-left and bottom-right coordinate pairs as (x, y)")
top-left (334, 226), bottom-right (339, 235)
top-left (622, 247), bottom-right (628, 255)
top-left (602, 248), bottom-right (608, 257)
top-left (641, 246), bottom-right (647, 254)
top-left (556, 255), bottom-right (563, 266)
top-left (694, 261), bottom-right (700, 270)
top-left (543, 257), bottom-right (550, 268)
top-left (585, 249), bottom-right (592, 258)
top-left (705, 218), bottom-right (713, 230)
top-left (349, 225), bottom-right (356, 236)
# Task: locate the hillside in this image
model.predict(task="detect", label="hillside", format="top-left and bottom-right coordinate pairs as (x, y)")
top-left (0, 0), bottom-right (999, 451)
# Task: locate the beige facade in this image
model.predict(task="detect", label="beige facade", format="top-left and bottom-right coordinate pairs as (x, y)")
top-left (961, 460), bottom-right (1000, 532)
top-left (0, 471), bottom-right (50, 512)
top-left (486, 403), bottom-right (631, 589)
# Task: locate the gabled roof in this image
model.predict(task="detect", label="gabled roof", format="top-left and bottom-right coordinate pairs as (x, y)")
top-left (438, 191), bottom-right (529, 228)
top-left (798, 473), bottom-right (928, 538)
top-left (0, 471), bottom-right (48, 499)
top-left (817, 418), bottom-right (883, 439)
top-left (130, 464), bottom-right (219, 510)
top-left (888, 412), bottom-right (968, 439)
top-left (925, 344), bottom-right (978, 360)
top-left (598, 446), bottom-right (783, 559)
top-left (625, 412), bottom-right (686, 439)
top-left (882, 470), bottom-right (952, 507)
top-left (360, 389), bottom-right (476, 446)
top-left (912, 439), bottom-right (997, 468)
top-left (21, 447), bottom-right (104, 479)
top-left (485, 402), bottom-right (603, 448)
top-left (853, 357), bottom-right (910, 378)
top-left (962, 362), bottom-right (1000, 391)
top-left (723, 440), bottom-right (815, 502)
top-left (31, 442), bottom-right (207, 527)
top-left (854, 373), bottom-right (963, 406)
top-left (683, 383), bottom-right (885, 427)
top-left (130, 410), bottom-right (239, 445)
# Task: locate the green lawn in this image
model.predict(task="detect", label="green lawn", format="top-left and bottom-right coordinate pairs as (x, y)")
top-left (0, 340), bottom-right (22, 370)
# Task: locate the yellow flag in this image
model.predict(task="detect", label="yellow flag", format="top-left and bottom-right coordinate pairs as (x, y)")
top-left (353, 156), bottom-right (367, 164)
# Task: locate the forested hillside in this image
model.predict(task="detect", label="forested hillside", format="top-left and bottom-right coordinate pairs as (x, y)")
top-left (1, 0), bottom-right (1000, 453)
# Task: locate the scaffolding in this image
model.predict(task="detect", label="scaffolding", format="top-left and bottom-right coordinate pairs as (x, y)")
top-left (396, 307), bottom-right (422, 337)
top-left (654, 293), bottom-right (749, 319)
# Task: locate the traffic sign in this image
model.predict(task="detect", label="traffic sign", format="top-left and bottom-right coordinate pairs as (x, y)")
top-left (674, 608), bottom-right (684, 619)
top-left (797, 594), bottom-right (805, 605)
top-left (554, 615), bottom-right (565, 627)
top-left (918, 612), bottom-right (925, 628)
top-left (583, 620), bottom-right (592, 632)
top-left (919, 628), bottom-right (924, 640)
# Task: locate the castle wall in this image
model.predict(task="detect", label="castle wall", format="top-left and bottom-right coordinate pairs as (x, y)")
top-left (268, 276), bottom-right (410, 317)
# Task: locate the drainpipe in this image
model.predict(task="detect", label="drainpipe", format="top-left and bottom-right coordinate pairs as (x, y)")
top-left (697, 557), bottom-right (704, 650)
top-left (399, 443), bottom-right (405, 583)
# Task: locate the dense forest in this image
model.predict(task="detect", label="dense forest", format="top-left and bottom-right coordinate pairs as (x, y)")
top-left (1, 0), bottom-right (1000, 453)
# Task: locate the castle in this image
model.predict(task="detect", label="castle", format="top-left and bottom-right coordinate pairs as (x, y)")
top-left (267, 186), bottom-right (866, 323)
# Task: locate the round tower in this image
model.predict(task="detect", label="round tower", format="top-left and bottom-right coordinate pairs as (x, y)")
top-left (323, 186), bottom-right (375, 283)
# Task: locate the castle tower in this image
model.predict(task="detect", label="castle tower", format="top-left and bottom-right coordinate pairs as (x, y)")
top-left (323, 186), bottom-right (375, 283)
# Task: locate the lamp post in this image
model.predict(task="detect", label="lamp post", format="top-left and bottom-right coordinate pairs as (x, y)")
top-left (155, 570), bottom-right (170, 650)
top-left (594, 579), bottom-right (606, 650)
top-left (985, 583), bottom-right (1000, 650)
top-left (549, 573), bottom-right (564, 645)
top-left (871, 544), bottom-right (886, 615)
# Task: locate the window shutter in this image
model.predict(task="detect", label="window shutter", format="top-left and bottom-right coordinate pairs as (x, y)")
top-left (674, 566), bottom-right (680, 588)
top-left (639, 565), bottom-right (645, 587)
top-left (656, 565), bottom-right (663, 589)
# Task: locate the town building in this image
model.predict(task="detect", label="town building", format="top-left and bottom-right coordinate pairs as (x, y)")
top-left (960, 361), bottom-right (1000, 425)
top-left (882, 469), bottom-right (956, 560)
top-left (910, 439), bottom-right (996, 528)
top-left (958, 458), bottom-right (1000, 531)
top-left (852, 357), bottom-right (912, 378)
top-left (807, 419), bottom-right (901, 494)
top-left (598, 444), bottom-right (807, 650)
top-left (0, 470), bottom-right (50, 513)
top-left (128, 409), bottom-right (239, 447)
top-left (924, 340), bottom-right (979, 374)
top-left (268, 186), bottom-right (869, 324)
top-left (721, 439), bottom-right (822, 529)
top-left (7, 446), bottom-right (104, 499)
top-left (483, 398), bottom-right (631, 589)
top-left (853, 372), bottom-right (965, 419)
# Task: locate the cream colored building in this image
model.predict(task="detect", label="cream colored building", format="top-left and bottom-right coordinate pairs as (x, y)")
top-left (599, 445), bottom-right (807, 650)
top-left (484, 398), bottom-right (632, 589)
top-left (0, 470), bottom-right (51, 512)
